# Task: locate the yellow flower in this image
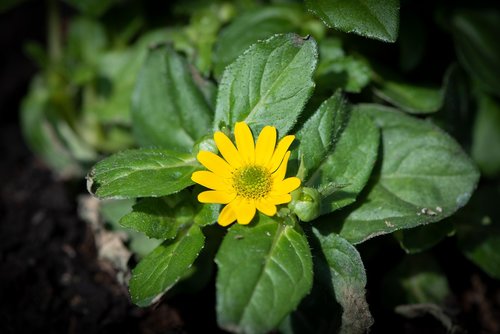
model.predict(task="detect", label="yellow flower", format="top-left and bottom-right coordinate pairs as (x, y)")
top-left (191, 122), bottom-right (301, 226)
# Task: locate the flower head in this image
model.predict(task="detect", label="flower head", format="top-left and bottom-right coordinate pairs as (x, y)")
top-left (191, 122), bottom-right (301, 226)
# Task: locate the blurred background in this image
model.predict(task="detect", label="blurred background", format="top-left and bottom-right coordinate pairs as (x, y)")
top-left (1, 0), bottom-right (499, 333)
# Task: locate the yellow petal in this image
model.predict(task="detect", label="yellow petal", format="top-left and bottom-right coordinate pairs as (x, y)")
top-left (268, 135), bottom-right (294, 172)
top-left (273, 177), bottom-right (301, 195)
top-left (214, 131), bottom-right (243, 168)
top-left (267, 193), bottom-right (292, 205)
top-left (218, 202), bottom-right (237, 226)
top-left (235, 122), bottom-right (255, 164)
top-left (256, 199), bottom-right (277, 216)
top-left (197, 151), bottom-right (233, 178)
top-left (255, 126), bottom-right (277, 166)
top-left (191, 171), bottom-right (231, 191)
top-left (236, 198), bottom-right (256, 225)
top-left (198, 190), bottom-right (235, 204)
top-left (272, 151), bottom-right (291, 182)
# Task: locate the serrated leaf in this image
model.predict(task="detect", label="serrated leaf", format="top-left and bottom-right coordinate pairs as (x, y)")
top-left (333, 104), bottom-right (479, 244)
top-left (452, 10), bottom-right (500, 98)
top-left (132, 45), bottom-right (212, 151)
top-left (471, 93), bottom-right (500, 177)
top-left (306, 0), bottom-right (400, 42)
top-left (304, 107), bottom-right (380, 214)
top-left (87, 149), bottom-right (200, 199)
top-left (296, 91), bottom-right (350, 177)
top-left (120, 197), bottom-right (195, 240)
top-left (129, 224), bottom-right (205, 307)
top-left (214, 33), bottom-right (318, 136)
top-left (313, 230), bottom-right (372, 334)
top-left (282, 230), bottom-right (372, 334)
top-left (213, 6), bottom-right (303, 77)
top-left (216, 214), bottom-right (313, 334)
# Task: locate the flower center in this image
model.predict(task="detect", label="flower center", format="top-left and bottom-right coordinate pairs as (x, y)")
top-left (232, 165), bottom-right (272, 199)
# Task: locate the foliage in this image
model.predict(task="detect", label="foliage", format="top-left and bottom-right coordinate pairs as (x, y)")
top-left (16, 0), bottom-right (500, 333)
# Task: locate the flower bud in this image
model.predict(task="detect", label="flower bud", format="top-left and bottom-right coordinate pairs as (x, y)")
top-left (192, 135), bottom-right (218, 155)
top-left (289, 187), bottom-right (321, 222)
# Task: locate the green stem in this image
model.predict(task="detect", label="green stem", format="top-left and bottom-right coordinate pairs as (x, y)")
top-left (47, 0), bottom-right (62, 64)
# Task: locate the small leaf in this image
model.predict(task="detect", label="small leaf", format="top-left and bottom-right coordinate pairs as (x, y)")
top-left (382, 253), bottom-right (450, 307)
top-left (373, 79), bottom-right (443, 114)
top-left (333, 104), bottom-right (479, 244)
top-left (213, 6), bottom-right (303, 77)
top-left (316, 38), bottom-right (372, 93)
top-left (129, 224), bottom-right (205, 307)
top-left (120, 196), bottom-right (195, 240)
top-left (216, 214), bottom-right (313, 334)
top-left (314, 230), bottom-right (372, 334)
top-left (87, 149), bottom-right (200, 199)
top-left (214, 33), bottom-right (318, 136)
top-left (20, 77), bottom-right (80, 176)
top-left (395, 221), bottom-right (454, 254)
top-left (452, 10), bottom-right (500, 98)
top-left (296, 91), bottom-right (350, 178)
top-left (471, 93), bottom-right (500, 177)
top-left (455, 185), bottom-right (500, 280)
top-left (304, 107), bottom-right (380, 215)
top-left (306, 0), bottom-right (400, 42)
top-left (132, 45), bottom-right (213, 151)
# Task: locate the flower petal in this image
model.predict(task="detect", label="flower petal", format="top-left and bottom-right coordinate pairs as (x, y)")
top-left (236, 198), bottom-right (256, 225)
top-left (256, 199), bottom-right (277, 216)
top-left (197, 151), bottom-right (233, 178)
top-left (235, 122), bottom-right (255, 164)
top-left (267, 193), bottom-right (292, 205)
top-left (272, 151), bottom-right (291, 182)
top-left (255, 126), bottom-right (277, 166)
top-left (198, 190), bottom-right (236, 204)
top-left (191, 171), bottom-right (231, 191)
top-left (267, 135), bottom-right (294, 172)
top-left (218, 202), bottom-right (237, 226)
top-left (273, 177), bottom-right (301, 195)
top-left (214, 131), bottom-right (243, 168)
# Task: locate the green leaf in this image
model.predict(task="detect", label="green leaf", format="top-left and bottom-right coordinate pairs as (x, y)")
top-left (132, 45), bottom-right (213, 151)
top-left (373, 80), bottom-right (443, 114)
top-left (452, 10), bottom-right (500, 98)
top-left (214, 33), bottom-right (318, 136)
top-left (87, 149), bottom-right (200, 199)
top-left (120, 196), bottom-right (195, 240)
top-left (213, 6), bottom-right (303, 77)
top-left (216, 214), bottom-right (313, 334)
top-left (382, 253), bottom-right (450, 307)
top-left (100, 199), bottom-right (161, 258)
top-left (296, 91), bottom-right (350, 178)
top-left (471, 93), bottom-right (500, 177)
top-left (314, 230), bottom-right (373, 334)
top-left (67, 17), bottom-right (107, 66)
top-left (306, 0), bottom-right (400, 42)
top-left (63, 0), bottom-right (117, 16)
top-left (455, 185), bottom-right (500, 280)
top-left (129, 224), bottom-right (205, 307)
top-left (395, 220), bottom-right (454, 254)
top-left (20, 77), bottom-right (81, 177)
top-left (316, 38), bottom-right (372, 93)
top-left (304, 107), bottom-right (380, 215)
top-left (334, 104), bottom-right (479, 244)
